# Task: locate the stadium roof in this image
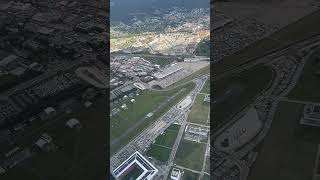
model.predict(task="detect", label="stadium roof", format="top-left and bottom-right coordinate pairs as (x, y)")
top-left (153, 64), bottom-right (183, 79)
top-left (113, 151), bottom-right (158, 180)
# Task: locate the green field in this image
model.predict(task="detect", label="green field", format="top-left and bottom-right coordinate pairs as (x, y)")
top-left (2, 95), bottom-right (108, 180)
top-left (200, 79), bottom-right (210, 94)
top-left (147, 124), bottom-right (181, 162)
top-left (111, 82), bottom-right (195, 154)
top-left (174, 139), bottom-right (207, 171)
top-left (187, 94), bottom-right (210, 125)
top-left (213, 65), bottom-right (274, 128)
top-left (289, 49), bottom-right (320, 101)
top-left (213, 9), bottom-right (320, 76)
top-left (248, 102), bottom-right (317, 180)
top-left (182, 169), bottom-right (200, 180)
top-left (204, 156), bottom-right (210, 173)
top-left (201, 174), bottom-right (210, 180)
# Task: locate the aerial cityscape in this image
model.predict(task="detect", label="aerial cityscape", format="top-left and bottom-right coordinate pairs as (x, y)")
top-left (211, 0), bottom-right (320, 180)
top-left (0, 0), bottom-right (319, 179)
top-left (0, 0), bottom-right (108, 179)
top-left (110, 0), bottom-right (210, 179)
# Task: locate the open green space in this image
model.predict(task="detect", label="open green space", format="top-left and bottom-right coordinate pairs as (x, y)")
top-left (213, 9), bottom-right (320, 76)
top-left (201, 174), bottom-right (210, 180)
top-left (204, 156), bottom-right (210, 173)
top-left (2, 95), bottom-right (107, 180)
top-left (182, 169), bottom-right (200, 180)
top-left (147, 124), bottom-right (181, 162)
top-left (248, 102), bottom-right (317, 180)
top-left (174, 139), bottom-right (207, 171)
top-left (111, 82), bottom-right (195, 154)
top-left (289, 49), bottom-right (320, 101)
top-left (187, 94), bottom-right (210, 125)
top-left (213, 65), bottom-right (274, 128)
top-left (200, 79), bottom-right (210, 94)
top-left (147, 144), bottom-right (171, 162)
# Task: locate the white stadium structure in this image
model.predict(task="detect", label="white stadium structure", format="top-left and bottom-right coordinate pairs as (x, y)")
top-left (113, 151), bottom-right (158, 180)
top-left (214, 107), bottom-right (262, 153)
top-left (153, 64), bottom-right (183, 80)
top-left (148, 61), bottom-right (209, 88)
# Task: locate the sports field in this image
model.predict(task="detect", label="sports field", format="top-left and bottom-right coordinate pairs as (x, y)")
top-left (174, 138), bottom-right (207, 171)
top-left (147, 124), bottom-right (181, 162)
top-left (248, 102), bottom-right (317, 180)
top-left (187, 94), bottom-right (210, 125)
top-left (289, 48), bottom-right (320, 102)
top-left (110, 82), bottom-right (195, 154)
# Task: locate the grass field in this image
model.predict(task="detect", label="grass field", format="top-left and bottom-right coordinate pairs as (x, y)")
top-left (248, 102), bottom-right (318, 180)
top-left (174, 138), bottom-right (207, 171)
top-left (204, 156), bottom-right (210, 173)
top-left (182, 169), bottom-right (200, 180)
top-left (213, 65), bottom-right (274, 128)
top-left (187, 94), bottom-right (210, 125)
top-left (201, 174), bottom-right (210, 180)
top-left (213, 9), bottom-right (320, 76)
top-left (147, 124), bottom-right (181, 162)
top-left (2, 95), bottom-right (108, 180)
top-left (200, 79), bottom-right (210, 94)
top-left (289, 49), bottom-right (320, 102)
top-left (110, 82), bottom-right (195, 154)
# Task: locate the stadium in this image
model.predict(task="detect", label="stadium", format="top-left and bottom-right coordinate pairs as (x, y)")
top-left (149, 61), bottom-right (209, 88)
top-left (113, 151), bottom-right (158, 180)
